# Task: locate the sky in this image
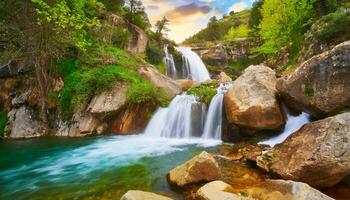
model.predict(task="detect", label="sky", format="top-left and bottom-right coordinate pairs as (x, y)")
top-left (142, 0), bottom-right (255, 43)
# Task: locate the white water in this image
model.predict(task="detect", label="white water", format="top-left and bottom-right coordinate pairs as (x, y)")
top-left (202, 84), bottom-right (232, 140)
top-left (163, 45), bottom-right (177, 78)
top-left (259, 106), bottom-right (311, 147)
top-left (175, 47), bottom-right (211, 82)
top-left (145, 94), bottom-right (207, 138)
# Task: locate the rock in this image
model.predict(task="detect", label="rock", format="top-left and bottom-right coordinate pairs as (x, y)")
top-left (176, 79), bottom-right (197, 91)
top-left (277, 41), bottom-right (350, 118)
top-left (120, 190), bottom-right (173, 200)
top-left (11, 89), bottom-right (32, 107)
top-left (139, 67), bottom-right (181, 99)
top-left (224, 65), bottom-right (285, 131)
top-left (88, 83), bottom-right (128, 120)
top-left (196, 181), bottom-right (254, 200)
top-left (0, 59), bottom-right (31, 78)
top-left (56, 112), bottom-right (99, 137)
top-left (127, 23), bottom-right (148, 53)
top-left (109, 104), bottom-right (155, 134)
top-left (217, 72), bottom-right (232, 84)
top-left (226, 39), bottom-right (250, 64)
top-left (5, 106), bottom-right (43, 138)
top-left (192, 45), bottom-right (228, 67)
top-left (168, 151), bottom-right (220, 187)
top-left (257, 113), bottom-right (350, 187)
top-left (246, 180), bottom-right (333, 200)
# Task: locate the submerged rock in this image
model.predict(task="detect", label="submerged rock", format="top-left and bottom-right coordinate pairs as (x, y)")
top-left (224, 65), bottom-right (285, 131)
top-left (257, 112), bottom-right (350, 187)
top-left (139, 67), bottom-right (181, 99)
top-left (5, 106), bottom-right (44, 138)
top-left (196, 181), bottom-right (254, 200)
top-left (277, 41), bottom-right (350, 118)
top-left (120, 190), bottom-right (173, 200)
top-left (168, 151), bottom-right (220, 187)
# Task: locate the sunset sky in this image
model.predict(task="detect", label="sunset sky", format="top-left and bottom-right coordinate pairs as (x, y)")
top-left (143, 0), bottom-right (255, 43)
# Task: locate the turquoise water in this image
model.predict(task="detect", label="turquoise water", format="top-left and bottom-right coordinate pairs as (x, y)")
top-left (0, 135), bottom-right (220, 200)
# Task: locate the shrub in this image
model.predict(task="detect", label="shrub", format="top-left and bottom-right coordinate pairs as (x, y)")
top-left (60, 58), bottom-right (80, 78)
top-left (111, 27), bottom-right (131, 49)
top-left (146, 44), bottom-right (163, 65)
top-left (188, 85), bottom-right (217, 104)
top-left (0, 112), bottom-right (8, 137)
top-left (314, 12), bottom-right (350, 42)
top-left (60, 65), bottom-right (140, 120)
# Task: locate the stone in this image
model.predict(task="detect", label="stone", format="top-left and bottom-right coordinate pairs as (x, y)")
top-left (224, 65), bottom-right (285, 130)
top-left (196, 181), bottom-right (255, 200)
top-left (257, 112), bottom-right (350, 187)
top-left (217, 72), bottom-right (232, 84)
top-left (120, 190), bottom-right (173, 200)
top-left (245, 180), bottom-right (334, 200)
top-left (5, 106), bottom-right (43, 138)
top-left (176, 79), bottom-right (197, 91)
top-left (88, 83), bottom-right (128, 120)
top-left (192, 45), bottom-right (228, 67)
top-left (277, 41), bottom-right (350, 118)
top-left (127, 24), bottom-right (148, 53)
top-left (11, 89), bottom-right (32, 107)
top-left (55, 112), bottom-right (99, 137)
top-left (139, 67), bottom-right (181, 99)
top-left (0, 59), bottom-right (31, 78)
top-left (168, 151), bottom-right (220, 187)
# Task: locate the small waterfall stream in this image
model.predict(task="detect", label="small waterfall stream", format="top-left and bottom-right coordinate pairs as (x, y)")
top-left (163, 44), bottom-right (177, 78)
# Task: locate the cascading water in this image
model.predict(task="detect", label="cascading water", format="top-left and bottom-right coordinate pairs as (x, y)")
top-left (202, 84), bottom-right (232, 140)
top-left (175, 47), bottom-right (211, 82)
top-left (259, 106), bottom-right (311, 147)
top-left (144, 94), bottom-right (206, 138)
top-left (163, 45), bottom-right (177, 78)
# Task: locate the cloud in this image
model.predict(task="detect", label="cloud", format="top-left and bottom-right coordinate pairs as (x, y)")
top-left (228, 2), bottom-right (247, 13)
top-left (165, 3), bottom-right (212, 24)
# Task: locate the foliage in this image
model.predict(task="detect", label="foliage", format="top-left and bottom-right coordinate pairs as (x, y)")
top-left (257, 0), bottom-right (316, 56)
top-left (124, 0), bottom-right (149, 30)
top-left (126, 81), bottom-right (157, 105)
top-left (188, 85), bottom-right (217, 104)
top-left (60, 65), bottom-right (140, 120)
top-left (224, 24), bottom-right (250, 42)
top-left (59, 58), bottom-right (80, 78)
top-left (146, 44), bottom-right (163, 65)
top-left (154, 17), bottom-right (170, 40)
top-left (0, 112), bottom-right (8, 137)
top-left (314, 11), bottom-right (350, 42)
top-left (248, 0), bottom-right (264, 29)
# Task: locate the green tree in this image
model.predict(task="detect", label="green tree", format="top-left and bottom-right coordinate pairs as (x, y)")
top-left (224, 24), bottom-right (249, 42)
top-left (207, 16), bottom-right (221, 41)
top-left (154, 17), bottom-right (170, 40)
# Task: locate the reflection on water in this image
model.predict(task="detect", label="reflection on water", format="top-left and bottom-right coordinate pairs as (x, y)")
top-left (0, 136), bottom-right (220, 199)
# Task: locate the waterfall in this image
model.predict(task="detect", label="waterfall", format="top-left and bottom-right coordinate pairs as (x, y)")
top-left (163, 45), bottom-right (177, 78)
top-left (259, 106), bottom-right (311, 147)
top-left (144, 94), bottom-right (206, 138)
top-left (202, 84), bottom-right (232, 140)
top-left (175, 47), bottom-right (211, 82)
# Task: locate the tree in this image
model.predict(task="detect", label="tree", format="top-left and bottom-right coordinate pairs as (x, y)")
top-left (248, 0), bottom-right (264, 29)
top-left (224, 24), bottom-right (249, 42)
top-left (207, 16), bottom-right (221, 41)
top-left (155, 17), bottom-right (169, 39)
top-left (124, 0), bottom-right (150, 29)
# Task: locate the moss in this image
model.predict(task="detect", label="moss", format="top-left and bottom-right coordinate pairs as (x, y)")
top-left (0, 112), bottom-right (8, 137)
top-left (305, 87), bottom-right (315, 97)
top-left (188, 85), bottom-right (217, 104)
top-left (156, 62), bottom-right (166, 74)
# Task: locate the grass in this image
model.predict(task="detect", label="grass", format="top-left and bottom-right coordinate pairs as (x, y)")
top-left (188, 85), bottom-right (217, 104)
top-left (0, 112), bottom-right (8, 137)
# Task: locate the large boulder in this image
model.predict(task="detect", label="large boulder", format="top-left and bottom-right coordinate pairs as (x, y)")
top-left (120, 190), bottom-right (173, 200)
top-left (224, 65), bottom-right (285, 131)
top-left (192, 45), bottom-right (228, 67)
top-left (216, 72), bottom-right (232, 84)
top-left (168, 151), bottom-right (220, 187)
top-left (176, 79), bottom-right (197, 91)
top-left (196, 181), bottom-right (254, 200)
top-left (5, 106), bottom-right (44, 138)
top-left (139, 67), bottom-right (181, 99)
top-left (257, 112), bottom-right (350, 187)
top-left (109, 104), bottom-right (155, 134)
top-left (246, 180), bottom-right (333, 200)
top-left (277, 41), bottom-right (350, 118)
top-left (88, 83), bottom-right (128, 120)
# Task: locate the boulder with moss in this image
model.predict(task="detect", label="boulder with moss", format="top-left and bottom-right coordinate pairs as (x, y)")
top-left (121, 190), bottom-right (173, 200)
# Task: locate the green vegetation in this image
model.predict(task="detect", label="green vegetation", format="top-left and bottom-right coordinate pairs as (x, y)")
top-left (0, 112), bottom-right (8, 137)
top-left (224, 24), bottom-right (249, 42)
top-left (188, 85), bottom-right (217, 105)
top-left (314, 12), bottom-right (350, 42)
top-left (146, 44), bottom-right (163, 65)
top-left (305, 87), bottom-right (315, 97)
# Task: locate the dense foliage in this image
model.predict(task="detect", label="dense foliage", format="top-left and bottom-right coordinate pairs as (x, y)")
top-left (314, 11), bottom-right (350, 42)
top-left (188, 85), bottom-right (217, 105)
top-left (0, 112), bottom-right (8, 137)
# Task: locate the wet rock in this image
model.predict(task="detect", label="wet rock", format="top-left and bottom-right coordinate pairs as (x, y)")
top-left (120, 190), bottom-right (173, 200)
top-left (192, 45), bottom-right (228, 67)
top-left (139, 67), bottom-right (181, 99)
top-left (224, 65), bottom-right (285, 131)
top-left (196, 181), bottom-right (254, 200)
top-left (176, 79), bottom-right (197, 91)
top-left (11, 89), bottom-right (32, 107)
top-left (257, 112), bottom-right (350, 187)
top-left (168, 151), bottom-right (220, 187)
top-left (277, 41), bottom-right (350, 118)
top-left (245, 180), bottom-right (334, 200)
top-left (56, 112), bottom-right (99, 137)
top-left (88, 83), bottom-right (128, 120)
top-left (5, 106), bottom-right (43, 138)
top-left (216, 72), bottom-right (232, 84)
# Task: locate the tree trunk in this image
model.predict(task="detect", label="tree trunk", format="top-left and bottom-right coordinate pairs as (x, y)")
top-left (35, 59), bottom-right (49, 126)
